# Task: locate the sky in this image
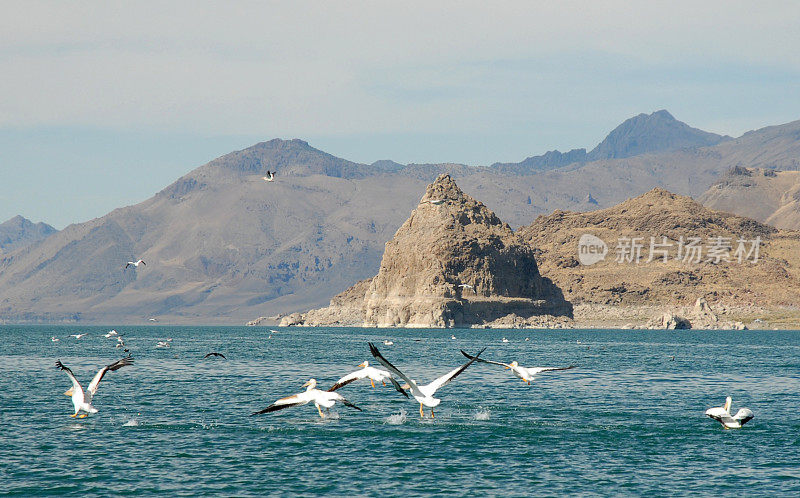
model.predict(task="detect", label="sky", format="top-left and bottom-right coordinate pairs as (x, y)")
top-left (2, 1), bottom-right (800, 229)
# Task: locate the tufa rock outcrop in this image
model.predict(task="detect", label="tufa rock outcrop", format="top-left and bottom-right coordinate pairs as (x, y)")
top-left (286, 174), bottom-right (572, 327)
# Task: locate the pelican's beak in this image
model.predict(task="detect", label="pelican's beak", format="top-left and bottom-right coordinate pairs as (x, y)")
top-left (64, 388), bottom-right (73, 396)
top-left (358, 362), bottom-right (367, 368)
top-left (301, 380), bottom-right (312, 388)
top-left (504, 366), bottom-right (510, 369)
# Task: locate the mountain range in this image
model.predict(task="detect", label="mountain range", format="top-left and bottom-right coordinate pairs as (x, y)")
top-left (1, 110), bottom-right (799, 324)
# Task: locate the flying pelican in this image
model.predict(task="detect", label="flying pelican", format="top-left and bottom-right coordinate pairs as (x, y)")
top-left (328, 361), bottom-right (408, 394)
top-left (251, 378), bottom-right (362, 418)
top-left (104, 330), bottom-right (119, 338)
top-left (55, 357), bottom-right (134, 417)
top-left (461, 350), bottom-right (577, 385)
top-left (369, 342), bottom-right (485, 418)
top-left (204, 352), bottom-right (226, 359)
top-left (70, 333), bottom-right (87, 340)
top-left (263, 171), bottom-right (275, 182)
top-left (125, 259), bottom-right (145, 269)
top-left (705, 397), bottom-right (754, 429)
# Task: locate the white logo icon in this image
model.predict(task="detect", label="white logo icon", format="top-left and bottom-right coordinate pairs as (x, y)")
top-left (577, 234), bottom-right (608, 266)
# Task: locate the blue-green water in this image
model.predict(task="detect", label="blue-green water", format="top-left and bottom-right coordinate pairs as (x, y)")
top-left (1, 325), bottom-right (799, 496)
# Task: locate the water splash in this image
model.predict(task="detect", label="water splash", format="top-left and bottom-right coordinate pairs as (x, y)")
top-left (474, 408), bottom-right (491, 421)
top-left (384, 409), bottom-right (407, 425)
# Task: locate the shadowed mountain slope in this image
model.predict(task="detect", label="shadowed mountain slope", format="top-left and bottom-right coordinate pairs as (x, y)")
top-left (699, 167), bottom-right (800, 230)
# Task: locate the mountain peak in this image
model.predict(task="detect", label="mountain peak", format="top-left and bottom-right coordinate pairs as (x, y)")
top-left (587, 110), bottom-right (726, 161)
top-left (0, 215), bottom-right (57, 253)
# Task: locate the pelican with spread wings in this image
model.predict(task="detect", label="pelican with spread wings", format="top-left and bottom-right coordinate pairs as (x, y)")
top-left (251, 378), bottom-right (362, 419)
top-left (55, 357), bottom-right (134, 417)
top-left (460, 350), bottom-right (576, 385)
top-left (369, 342), bottom-right (485, 418)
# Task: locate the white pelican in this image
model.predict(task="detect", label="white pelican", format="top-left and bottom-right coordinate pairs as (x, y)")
top-left (55, 357), bottom-right (134, 417)
top-left (51, 336), bottom-right (59, 342)
top-left (125, 259), bottom-right (145, 269)
top-left (70, 333), bottom-right (87, 340)
top-left (156, 341), bottom-right (170, 348)
top-left (705, 397), bottom-right (754, 429)
top-left (104, 330), bottom-right (119, 338)
top-left (461, 350), bottom-right (577, 385)
top-left (328, 361), bottom-right (408, 394)
top-left (451, 335), bottom-right (456, 340)
top-left (501, 338), bottom-right (509, 343)
top-left (251, 378), bottom-right (362, 418)
top-left (369, 342), bottom-right (485, 418)
top-left (263, 171), bottom-right (275, 182)
top-left (383, 340), bottom-right (394, 346)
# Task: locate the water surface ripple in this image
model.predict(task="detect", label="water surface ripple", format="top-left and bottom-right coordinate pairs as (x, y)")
top-left (1, 326), bottom-right (799, 496)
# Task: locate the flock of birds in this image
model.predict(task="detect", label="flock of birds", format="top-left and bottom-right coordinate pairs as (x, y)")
top-left (52, 334), bottom-right (752, 428)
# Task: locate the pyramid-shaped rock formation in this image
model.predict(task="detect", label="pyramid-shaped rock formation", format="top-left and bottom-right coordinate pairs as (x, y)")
top-left (287, 174), bottom-right (571, 327)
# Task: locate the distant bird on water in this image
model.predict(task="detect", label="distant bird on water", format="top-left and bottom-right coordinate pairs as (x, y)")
top-left (705, 397), bottom-right (754, 429)
top-left (55, 356), bottom-right (134, 417)
top-left (51, 336), bottom-right (60, 342)
top-left (263, 171), bottom-right (275, 182)
top-left (204, 352), bottom-right (226, 359)
top-left (125, 259), bottom-right (145, 269)
top-left (461, 350), bottom-right (577, 385)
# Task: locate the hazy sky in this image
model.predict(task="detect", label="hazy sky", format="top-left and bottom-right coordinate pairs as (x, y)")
top-left (2, 1), bottom-right (799, 228)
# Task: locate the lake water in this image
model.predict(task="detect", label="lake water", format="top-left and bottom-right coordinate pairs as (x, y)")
top-left (1, 325), bottom-right (799, 496)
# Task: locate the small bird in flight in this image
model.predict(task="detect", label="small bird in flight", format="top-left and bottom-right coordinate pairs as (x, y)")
top-left (70, 333), bottom-right (87, 340)
top-left (125, 259), bottom-right (146, 269)
top-left (204, 352), bottom-right (227, 359)
top-left (263, 171), bottom-right (275, 182)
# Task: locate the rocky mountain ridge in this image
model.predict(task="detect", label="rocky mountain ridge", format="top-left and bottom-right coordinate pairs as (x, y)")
top-left (518, 188), bottom-right (800, 328)
top-left (491, 110), bottom-right (729, 174)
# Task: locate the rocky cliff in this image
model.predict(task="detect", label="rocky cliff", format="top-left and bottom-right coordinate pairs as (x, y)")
top-left (285, 174), bottom-right (572, 327)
